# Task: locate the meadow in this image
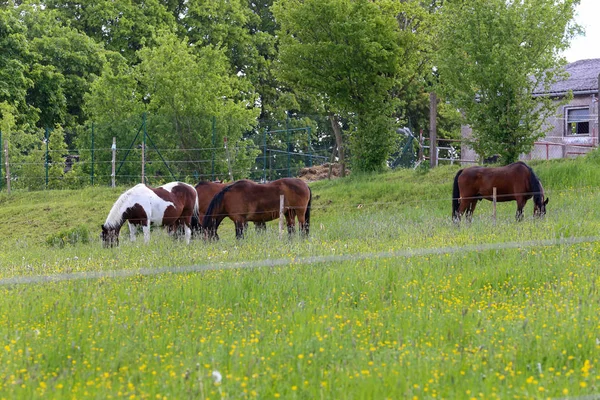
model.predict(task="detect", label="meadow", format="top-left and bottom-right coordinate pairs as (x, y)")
top-left (1, 156), bottom-right (600, 399)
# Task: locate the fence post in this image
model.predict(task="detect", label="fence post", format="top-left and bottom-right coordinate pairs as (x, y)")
top-left (546, 143), bottom-right (549, 160)
top-left (111, 137), bottom-right (116, 188)
top-left (141, 113), bottom-right (146, 184)
top-left (307, 127), bottom-right (313, 167)
top-left (45, 127), bottom-right (49, 188)
top-left (4, 140), bottom-right (10, 194)
top-left (279, 194), bottom-right (284, 238)
top-left (224, 137), bottom-right (233, 181)
top-left (269, 149), bottom-right (272, 181)
top-left (429, 92), bottom-right (438, 168)
top-left (212, 116), bottom-right (216, 181)
top-left (286, 116), bottom-right (291, 177)
top-left (418, 129), bottom-right (424, 162)
top-left (263, 128), bottom-right (267, 182)
top-left (492, 187), bottom-right (497, 225)
top-left (91, 122), bottom-right (95, 185)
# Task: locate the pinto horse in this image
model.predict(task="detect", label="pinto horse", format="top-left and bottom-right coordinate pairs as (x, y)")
top-left (203, 178), bottom-right (312, 240)
top-left (452, 161), bottom-right (548, 223)
top-left (101, 182), bottom-right (199, 247)
top-left (191, 181), bottom-right (266, 236)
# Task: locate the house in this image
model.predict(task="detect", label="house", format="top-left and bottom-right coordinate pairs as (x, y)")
top-left (461, 58), bottom-right (600, 163)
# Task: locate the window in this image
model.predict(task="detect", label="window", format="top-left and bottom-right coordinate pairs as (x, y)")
top-left (565, 108), bottom-right (590, 135)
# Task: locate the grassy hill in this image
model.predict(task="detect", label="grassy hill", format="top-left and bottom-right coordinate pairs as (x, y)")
top-left (2, 152), bottom-right (600, 244)
top-left (1, 153), bottom-right (600, 398)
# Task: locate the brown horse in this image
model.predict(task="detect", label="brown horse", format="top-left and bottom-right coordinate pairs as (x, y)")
top-left (203, 178), bottom-right (312, 240)
top-left (452, 161), bottom-right (548, 223)
top-left (101, 182), bottom-right (199, 247)
top-left (191, 181), bottom-right (266, 236)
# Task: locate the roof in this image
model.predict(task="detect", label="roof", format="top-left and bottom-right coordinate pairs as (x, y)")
top-left (534, 58), bottom-right (600, 96)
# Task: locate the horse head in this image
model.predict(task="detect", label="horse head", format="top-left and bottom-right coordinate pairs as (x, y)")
top-left (534, 197), bottom-right (549, 218)
top-left (101, 224), bottom-right (120, 248)
top-left (533, 181), bottom-right (549, 218)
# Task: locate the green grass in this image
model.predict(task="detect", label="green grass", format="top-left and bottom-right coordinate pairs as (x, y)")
top-left (1, 154), bottom-right (600, 398)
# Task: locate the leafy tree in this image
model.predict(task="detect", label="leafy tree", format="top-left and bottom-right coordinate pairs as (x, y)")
top-left (44, 0), bottom-right (177, 62)
top-left (273, 0), bottom-right (431, 172)
top-left (84, 31), bottom-right (259, 184)
top-left (0, 8), bottom-right (35, 127)
top-left (436, 0), bottom-right (580, 164)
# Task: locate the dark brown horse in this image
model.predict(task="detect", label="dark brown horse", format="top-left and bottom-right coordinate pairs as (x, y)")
top-left (101, 182), bottom-right (199, 247)
top-left (191, 181), bottom-right (266, 236)
top-left (452, 161), bottom-right (548, 223)
top-left (203, 178), bottom-right (312, 240)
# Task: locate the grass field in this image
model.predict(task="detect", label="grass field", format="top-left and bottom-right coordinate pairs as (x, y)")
top-left (1, 156), bottom-right (600, 399)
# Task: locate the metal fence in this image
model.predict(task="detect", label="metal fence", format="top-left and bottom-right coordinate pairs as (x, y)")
top-left (0, 114), bottom-right (335, 191)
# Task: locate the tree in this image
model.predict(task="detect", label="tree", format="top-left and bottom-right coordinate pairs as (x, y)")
top-left (44, 0), bottom-right (177, 62)
top-left (273, 0), bottom-right (431, 172)
top-left (436, 0), bottom-right (580, 164)
top-left (84, 31), bottom-right (259, 184)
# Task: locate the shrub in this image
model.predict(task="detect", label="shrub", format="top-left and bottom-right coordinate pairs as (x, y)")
top-left (46, 225), bottom-right (91, 248)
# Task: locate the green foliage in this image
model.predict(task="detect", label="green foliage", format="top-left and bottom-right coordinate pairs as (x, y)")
top-left (83, 31), bottom-right (259, 184)
top-left (273, 0), bottom-right (431, 172)
top-left (436, 0), bottom-right (580, 164)
top-left (45, 225), bottom-right (90, 247)
top-left (44, 0), bottom-right (178, 62)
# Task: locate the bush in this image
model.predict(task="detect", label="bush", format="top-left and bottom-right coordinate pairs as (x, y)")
top-left (46, 225), bottom-right (91, 248)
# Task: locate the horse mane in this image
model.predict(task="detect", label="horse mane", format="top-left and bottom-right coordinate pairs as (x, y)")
top-left (518, 162), bottom-right (544, 207)
top-left (105, 184), bottom-right (147, 228)
top-left (195, 181), bottom-right (212, 188)
top-left (202, 182), bottom-right (239, 228)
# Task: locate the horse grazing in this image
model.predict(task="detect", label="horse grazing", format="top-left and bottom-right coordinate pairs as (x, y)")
top-left (101, 182), bottom-right (199, 247)
top-left (203, 178), bottom-right (312, 240)
top-left (191, 181), bottom-right (266, 237)
top-left (452, 161), bottom-right (548, 223)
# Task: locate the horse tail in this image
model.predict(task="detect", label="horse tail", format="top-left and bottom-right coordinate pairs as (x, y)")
top-left (524, 163), bottom-right (543, 207)
top-left (304, 186), bottom-right (312, 234)
top-left (452, 169), bottom-right (463, 219)
top-left (190, 188), bottom-right (200, 232)
top-left (202, 184), bottom-right (233, 236)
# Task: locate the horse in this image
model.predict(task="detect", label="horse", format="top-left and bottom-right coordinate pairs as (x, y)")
top-left (452, 161), bottom-right (548, 223)
top-left (191, 181), bottom-right (266, 237)
top-left (101, 182), bottom-right (199, 247)
top-left (202, 178), bottom-right (312, 240)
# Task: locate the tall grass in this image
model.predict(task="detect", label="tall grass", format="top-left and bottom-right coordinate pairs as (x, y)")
top-left (1, 153), bottom-right (600, 398)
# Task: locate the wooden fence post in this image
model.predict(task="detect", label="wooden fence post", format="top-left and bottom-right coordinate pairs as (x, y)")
top-left (4, 140), bottom-right (10, 194)
top-left (279, 194), bottom-right (285, 238)
top-left (492, 187), bottom-right (497, 225)
top-left (111, 137), bottom-right (116, 188)
top-left (429, 92), bottom-right (438, 168)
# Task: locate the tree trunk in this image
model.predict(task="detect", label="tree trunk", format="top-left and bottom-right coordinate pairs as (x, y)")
top-left (328, 112), bottom-right (346, 177)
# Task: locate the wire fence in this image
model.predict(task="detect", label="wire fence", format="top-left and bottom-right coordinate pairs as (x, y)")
top-left (0, 114), bottom-right (336, 191)
top-left (1, 233), bottom-right (598, 286)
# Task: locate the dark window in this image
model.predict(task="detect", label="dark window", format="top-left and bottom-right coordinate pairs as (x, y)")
top-left (566, 108), bottom-right (590, 135)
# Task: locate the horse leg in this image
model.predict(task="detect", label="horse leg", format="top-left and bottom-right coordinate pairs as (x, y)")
top-left (286, 210), bottom-right (296, 236)
top-left (455, 198), bottom-right (472, 224)
top-left (143, 223), bottom-right (151, 244)
top-left (515, 198), bottom-right (526, 222)
top-left (128, 222), bottom-right (137, 242)
top-left (254, 221), bottom-right (266, 233)
top-left (466, 200), bottom-right (478, 223)
top-left (234, 220), bottom-right (245, 239)
top-left (297, 209), bottom-right (309, 237)
top-left (183, 222), bottom-right (192, 244)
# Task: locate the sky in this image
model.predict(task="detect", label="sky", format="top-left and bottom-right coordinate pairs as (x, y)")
top-left (562, 0), bottom-right (600, 62)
